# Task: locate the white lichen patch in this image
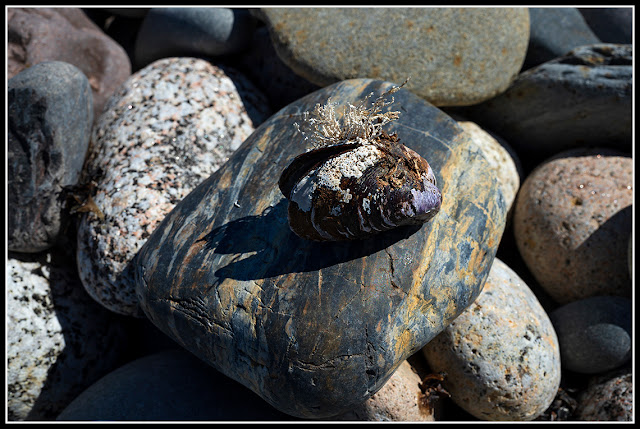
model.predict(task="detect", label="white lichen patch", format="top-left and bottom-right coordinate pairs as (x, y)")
top-left (362, 197), bottom-right (371, 214)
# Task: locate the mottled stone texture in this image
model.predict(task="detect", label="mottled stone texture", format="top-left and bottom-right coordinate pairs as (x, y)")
top-left (258, 8), bottom-right (529, 106)
top-left (422, 258), bottom-right (561, 421)
top-left (135, 79), bottom-right (507, 418)
top-left (576, 367), bottom-right (632, 421)
top-left (8, 61), bottom-right (93, 252)
top-left (514, 148), bottom-right (632, 303)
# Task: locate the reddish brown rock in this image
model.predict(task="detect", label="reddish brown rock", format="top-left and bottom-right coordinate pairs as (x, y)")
top-left (8, 7), bottom-right (132, 120)
top-left (513, 148), bottom-right (632, 303)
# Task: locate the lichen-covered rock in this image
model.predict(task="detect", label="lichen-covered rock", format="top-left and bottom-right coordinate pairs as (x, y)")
top-left (7, 249), bottom-right (124, 421)
top-left (134, 78), bottom-right (507, 418)
top-left (513, 148), bottom-right (632, 303)
top-left (257, 8), bottom-right (529, 106)
top-left (8, 61), bottom-right (93, 253)
top-left (549, 296), bottom-right (632, 374)
top-left (422, 258), bottom-right (561, 421)
top-left (76, 57), bottom-right (270, 317)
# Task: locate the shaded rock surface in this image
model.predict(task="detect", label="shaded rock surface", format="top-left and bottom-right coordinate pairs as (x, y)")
top-left (523, 8), bottom-right (600, 70)
top-left (422, 258), bottom-right (561, 421)
top-left (134, 8), bottom-right (256, 69)
top-left (7, 7), bottom-right (132, 120)
top-left (513, 148), bottom-right (632, 303)
top-left (76, 57), bottom-right (270, 317)
top-left (579, 8), bottom-right (632, 44)
top-left (57, 350), bottom-right (295, 421)
top-left (575, 367), bottom-right (633, 421)
top-left (550, 296), bottom-right (632, 374)
top-left (134, 78), bottom-right (507, 418)
top-left (8, 61), bottom-right (93, 253)
top-left (258, 7), bottom-right (529, 106)
top-left (458, 43), bottom-right (632, 168)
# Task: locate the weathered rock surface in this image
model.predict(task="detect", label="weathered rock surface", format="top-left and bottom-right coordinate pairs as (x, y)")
top-left (257, 7), bottom-right (529, 106)
top-left (134, 78), bottom-right (507, 418)
top-left (8, 61), bottom-right (93, 253)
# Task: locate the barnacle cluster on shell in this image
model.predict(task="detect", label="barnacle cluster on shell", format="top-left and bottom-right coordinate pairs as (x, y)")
top-left (279, 81), bottom-right (442, 241)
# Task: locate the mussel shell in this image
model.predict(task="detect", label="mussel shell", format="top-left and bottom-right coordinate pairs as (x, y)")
top-left (279, 136), bottom-right (442, 241)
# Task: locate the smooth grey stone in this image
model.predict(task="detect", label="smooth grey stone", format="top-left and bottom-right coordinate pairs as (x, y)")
top-left (134, 8), bottom-right (256, 69)
top-left (523, 8), bottom-right (600, 70)
top-left (550, 296), bottom-right (632, 374)
top-left (579, 8), bottom-right (632, 44)
top-left (8, 61), bottom-right (93, 253)
top-left (57, 350), bottom-right (295, 421)
top-left (459, 43), bottom-right (631, 167)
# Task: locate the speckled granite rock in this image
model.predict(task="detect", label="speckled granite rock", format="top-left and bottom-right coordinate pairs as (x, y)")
top-left (550, 296), bottom-right (632, 374)
top-left (134, 78), bottom-right (508, 418)
top-left (134, 8), bottom-right (256, 69)
top-left (8, 61), bottom-right (93, 253)
top-left (7, 249), bottom-right (124, 421)
top-left (460, 44), bottom-right (632, 166)
top-left (331, 360), bottom-right (435, 421)
top-left (57, 350), bottom-right (295, 421)
top-left (7, 7), bottom-right (132, 120)
top-left (523, 8), bottom-right (600, 70)
top-left (77, 57), bottom-right (270, 317)
top-left (575, 367), bottom-right (632, 421)
top-left (258, 8), bottom-right (529, 106)
top-left (513, 148), bottom-right (632, 303)
top-left (422, 258), bottom-right (561, 421)
top-left (579, 8), bottom-right (632, 44)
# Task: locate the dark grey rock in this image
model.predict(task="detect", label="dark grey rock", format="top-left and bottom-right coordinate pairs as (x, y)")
top-left (523, 8), bottom-right (600, 70)
top-left (237, 26), bottom-right (322, 112)
top-left (57, 350), bottom-right (296, 421)
top-left (102, 8), bottom-right (149, 18)
top-left (579, 8), bottom-right (632, 44)
top-left (8, 61), bottom-right (93, 253)
top-left (134, 7), bottom-right (256, 69)
top-left (550, 296), bottom-right (632, 374)
top-left (459, 44), bottom-right (632, 167)
top-left (134, 78), bottom-right (507, 418)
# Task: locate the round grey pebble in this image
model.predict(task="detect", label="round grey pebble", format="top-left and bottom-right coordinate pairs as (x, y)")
top-left (57, 349), bottom-right (295, 421)
top-left (8, 61), bottom-right (93, 253)
top-left (134, 8), bottom-right (256, 69)
top-left (549, 296), bottom-right (631, 374)
top-left (422, 258), bottom-right (561, 421)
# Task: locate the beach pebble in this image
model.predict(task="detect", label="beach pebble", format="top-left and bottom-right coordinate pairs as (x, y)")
top-left (422, 258), bottom-right (561, 421)
top-left (8, 61), bottom-right (93, 253)
top-left (332, 360), bottom-right (435, 421)
top-left (7, 249), bottom-right (125, 421)
top-left (8, 7), bottom-right (131, 120)
top-left (579, 8), bottom-right (632, 44)
top-left (57, 349), bottom-right (294, 421)
top-left (258, 7), bottom-right (529, 106)
top-left (134, 8), bottom-right (256, 69)
top-left (550, 296), bottom-right (631, 374)
top-left (460, 44), bottom-right (632, 166)
top-left (513, 148), bottom-right (632, 303)
top-left (76, 57), bottom-right (270, 317)
top-left (134, 78), bottom-right (507, 418)
top-left (523, 8), bottom-right (600, 70)
top-left (575, 367), bottom-right (633, 421)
